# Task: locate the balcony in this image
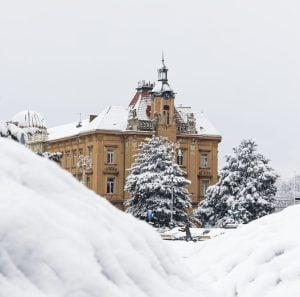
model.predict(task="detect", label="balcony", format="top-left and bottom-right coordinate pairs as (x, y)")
top-left (103, 166), bottom-right (119, 175)
top-left (198, 169), bottom-right (212, 178)
top-left (138, 120), bottom-right (153, 131)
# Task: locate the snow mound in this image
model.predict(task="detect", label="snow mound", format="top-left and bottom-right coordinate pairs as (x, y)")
top-left (0, 138), bottom-right (211, 297)
top-left (189, 206), bottom-right (300, 297)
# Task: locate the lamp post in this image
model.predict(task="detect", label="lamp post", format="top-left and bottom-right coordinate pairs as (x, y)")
top-left (294, 171), bottom-right (297, 205)
top-left (170, 174), bottom-right (174, 226)
top-left (77, 155), bottom-right (92, 185)
top-left (170, 144), bottom-right (182, 226)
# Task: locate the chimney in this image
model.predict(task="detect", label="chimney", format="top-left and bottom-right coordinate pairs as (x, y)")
top-left (89, 115), bottom-right (97, 122)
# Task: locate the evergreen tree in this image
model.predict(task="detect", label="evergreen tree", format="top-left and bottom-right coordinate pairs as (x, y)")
top-left (125, 136), bottom-right (191, 227)
top-left (194, 139), bottom-right (278, 227)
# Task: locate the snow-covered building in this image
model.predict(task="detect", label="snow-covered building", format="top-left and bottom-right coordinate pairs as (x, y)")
top-left (10, 110), bottom-right (48, 153)
top-left (46, 59), bottom-right (222, 209)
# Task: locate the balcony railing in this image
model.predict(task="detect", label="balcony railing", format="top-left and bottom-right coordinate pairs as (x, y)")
top-left (138, 120), bottom-right (153, 131)
top-left (177, 123), bottom-right (189, 134)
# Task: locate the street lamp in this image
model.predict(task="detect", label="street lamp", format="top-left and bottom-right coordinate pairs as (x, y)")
top-left (294, 171), bottom-right (297, 205)
top-left (170, 173), bottom-right (174, 226)
top-left (77, 155), bottom-right (92, 185)
top-left (170, 144), bottom-right (182, 226)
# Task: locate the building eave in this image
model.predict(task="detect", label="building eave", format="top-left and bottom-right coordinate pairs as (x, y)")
top-left (47, 129), bottom-right (156, 143)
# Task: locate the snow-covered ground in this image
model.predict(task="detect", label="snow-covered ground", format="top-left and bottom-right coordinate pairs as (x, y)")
top-left (167, 204), bottom-right (300, 297)
top-left (0, 138), bottom-right (213, 297)
top-left (159, 226), bottom-right (228, 240)
top-left (2, 137), bottom-right (300, 297)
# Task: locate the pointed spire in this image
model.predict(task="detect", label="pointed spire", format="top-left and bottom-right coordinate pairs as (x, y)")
top-left (162, 51), bottom-right (165, 67)
top-left (152, 54), bottom-right (174, 97)
top-left (158, 52), bottom-right (168, 82)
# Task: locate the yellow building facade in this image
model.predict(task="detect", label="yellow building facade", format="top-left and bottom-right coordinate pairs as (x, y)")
top-left (46, 60), bottom-right (221, 210)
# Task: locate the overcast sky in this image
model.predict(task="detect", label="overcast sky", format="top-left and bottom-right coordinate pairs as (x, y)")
top-left (1, 0), bottom-right (299, 178)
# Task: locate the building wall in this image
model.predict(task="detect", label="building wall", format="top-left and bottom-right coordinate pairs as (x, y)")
top-left (46, 130), bottom-right (220, 210)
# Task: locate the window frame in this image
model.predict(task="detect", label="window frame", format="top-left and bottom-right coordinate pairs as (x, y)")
top-left (200, 152), bottom-right (209, 168)
top-left (106, 177), bottom-right (115, 194)
top-left (201, 179), bottom-right (209, 197)
top-left (65, 151), bottom-right (70, 168)
top-left (177, 154), bottom-right (184, 166)
top-left (72, 150), bottom-right (77, 167)
top-left (88, 145), bottom-right (93, 158)
top-left (163, 105), bottom-right (170, 125)
top-left (106, 148), bottom-right (115, 164)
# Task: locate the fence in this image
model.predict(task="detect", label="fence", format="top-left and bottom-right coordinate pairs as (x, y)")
top-left (275, 196), bottom-right (300, 212)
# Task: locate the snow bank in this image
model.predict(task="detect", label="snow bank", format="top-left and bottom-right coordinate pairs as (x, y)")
top-left (187, 205), bottom-right (300, 297)
top-left (0, 138), bottom-right (212, 297)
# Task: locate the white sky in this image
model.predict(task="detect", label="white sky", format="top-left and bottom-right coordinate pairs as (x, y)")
top-left (1, 0), bottom-right (299, 178)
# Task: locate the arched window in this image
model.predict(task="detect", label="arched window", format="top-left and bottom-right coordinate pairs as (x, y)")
top-left (163, 105), bottom-right (170, 125)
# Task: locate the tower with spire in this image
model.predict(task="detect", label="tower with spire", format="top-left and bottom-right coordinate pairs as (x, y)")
top-left (150, 55), bottom-right (177, 141)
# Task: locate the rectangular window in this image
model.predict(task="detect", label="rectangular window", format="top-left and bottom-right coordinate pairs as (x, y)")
top-left (86, 176), bottom-right (92, 188)
top-left (88, 146), bottom-right (93, 157)
top-left (77, 173), bottom-right (82, 183)
top-left (201, 153), bottom-right (209, 168)
top-left (107, 177), bottom-right (115, 194)
top-left (79, 148), bottom-right (83, 156)
top-left (163, 105), bottom-right (170, 125)
top-left (177, 154), bottom-right (183, 166)
top-left (201, 180), bottom-right (209, 197)
top-left (65, 151), bottom-right (70, 168)
top-left (106, 148), bottom-right (114, 164)
top-left (72, 150), bottom-right (77, 167)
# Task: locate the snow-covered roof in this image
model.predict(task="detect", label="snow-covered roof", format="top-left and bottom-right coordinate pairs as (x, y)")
top-left (130, 93), bottom-right (152, 121)
top-left (176, 106), bottom-right (221, 137)
top-left (0, 138), bottom-right (208, 297)
top-left (48, 103), bottom-right (220, 141)
top-left (195, 112), bottom-right (220, 136)
top-left (12, 110), bottom-right (46, 129)
top-left (151, 80), bottom-right (173, 94)
top-left (87, 106), bottom-right (129, 131)
top-left (48, 106), bottom-right (129, 141)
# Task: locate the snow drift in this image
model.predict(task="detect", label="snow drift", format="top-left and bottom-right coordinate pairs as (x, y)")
top-left (188, 205), bottom-right (300, 297)
top-left (0, 138), bottom-right (210, 297)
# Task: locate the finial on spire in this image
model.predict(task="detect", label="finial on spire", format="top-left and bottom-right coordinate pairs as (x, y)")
top-left (162, 51), bottom-right (165, 67)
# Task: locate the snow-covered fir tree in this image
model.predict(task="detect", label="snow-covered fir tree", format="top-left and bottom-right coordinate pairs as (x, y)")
top-left (125, 136), bottom-right (191, 227)
top-left (194, 139), bottom-right (278, 227)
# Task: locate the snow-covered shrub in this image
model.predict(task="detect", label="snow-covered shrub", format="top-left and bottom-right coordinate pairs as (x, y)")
top-left (125, 136), bottom-right (191, 227)
top-left (38, 151), bottom-right (63, 163)
top-left (0, 121), bottom-right (27, 143)
top-left (194, 139), bottom-right (278, 227)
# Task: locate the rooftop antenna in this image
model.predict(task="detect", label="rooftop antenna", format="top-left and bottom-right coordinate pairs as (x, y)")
top-left (76, 112), bottom-right (82, 128)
